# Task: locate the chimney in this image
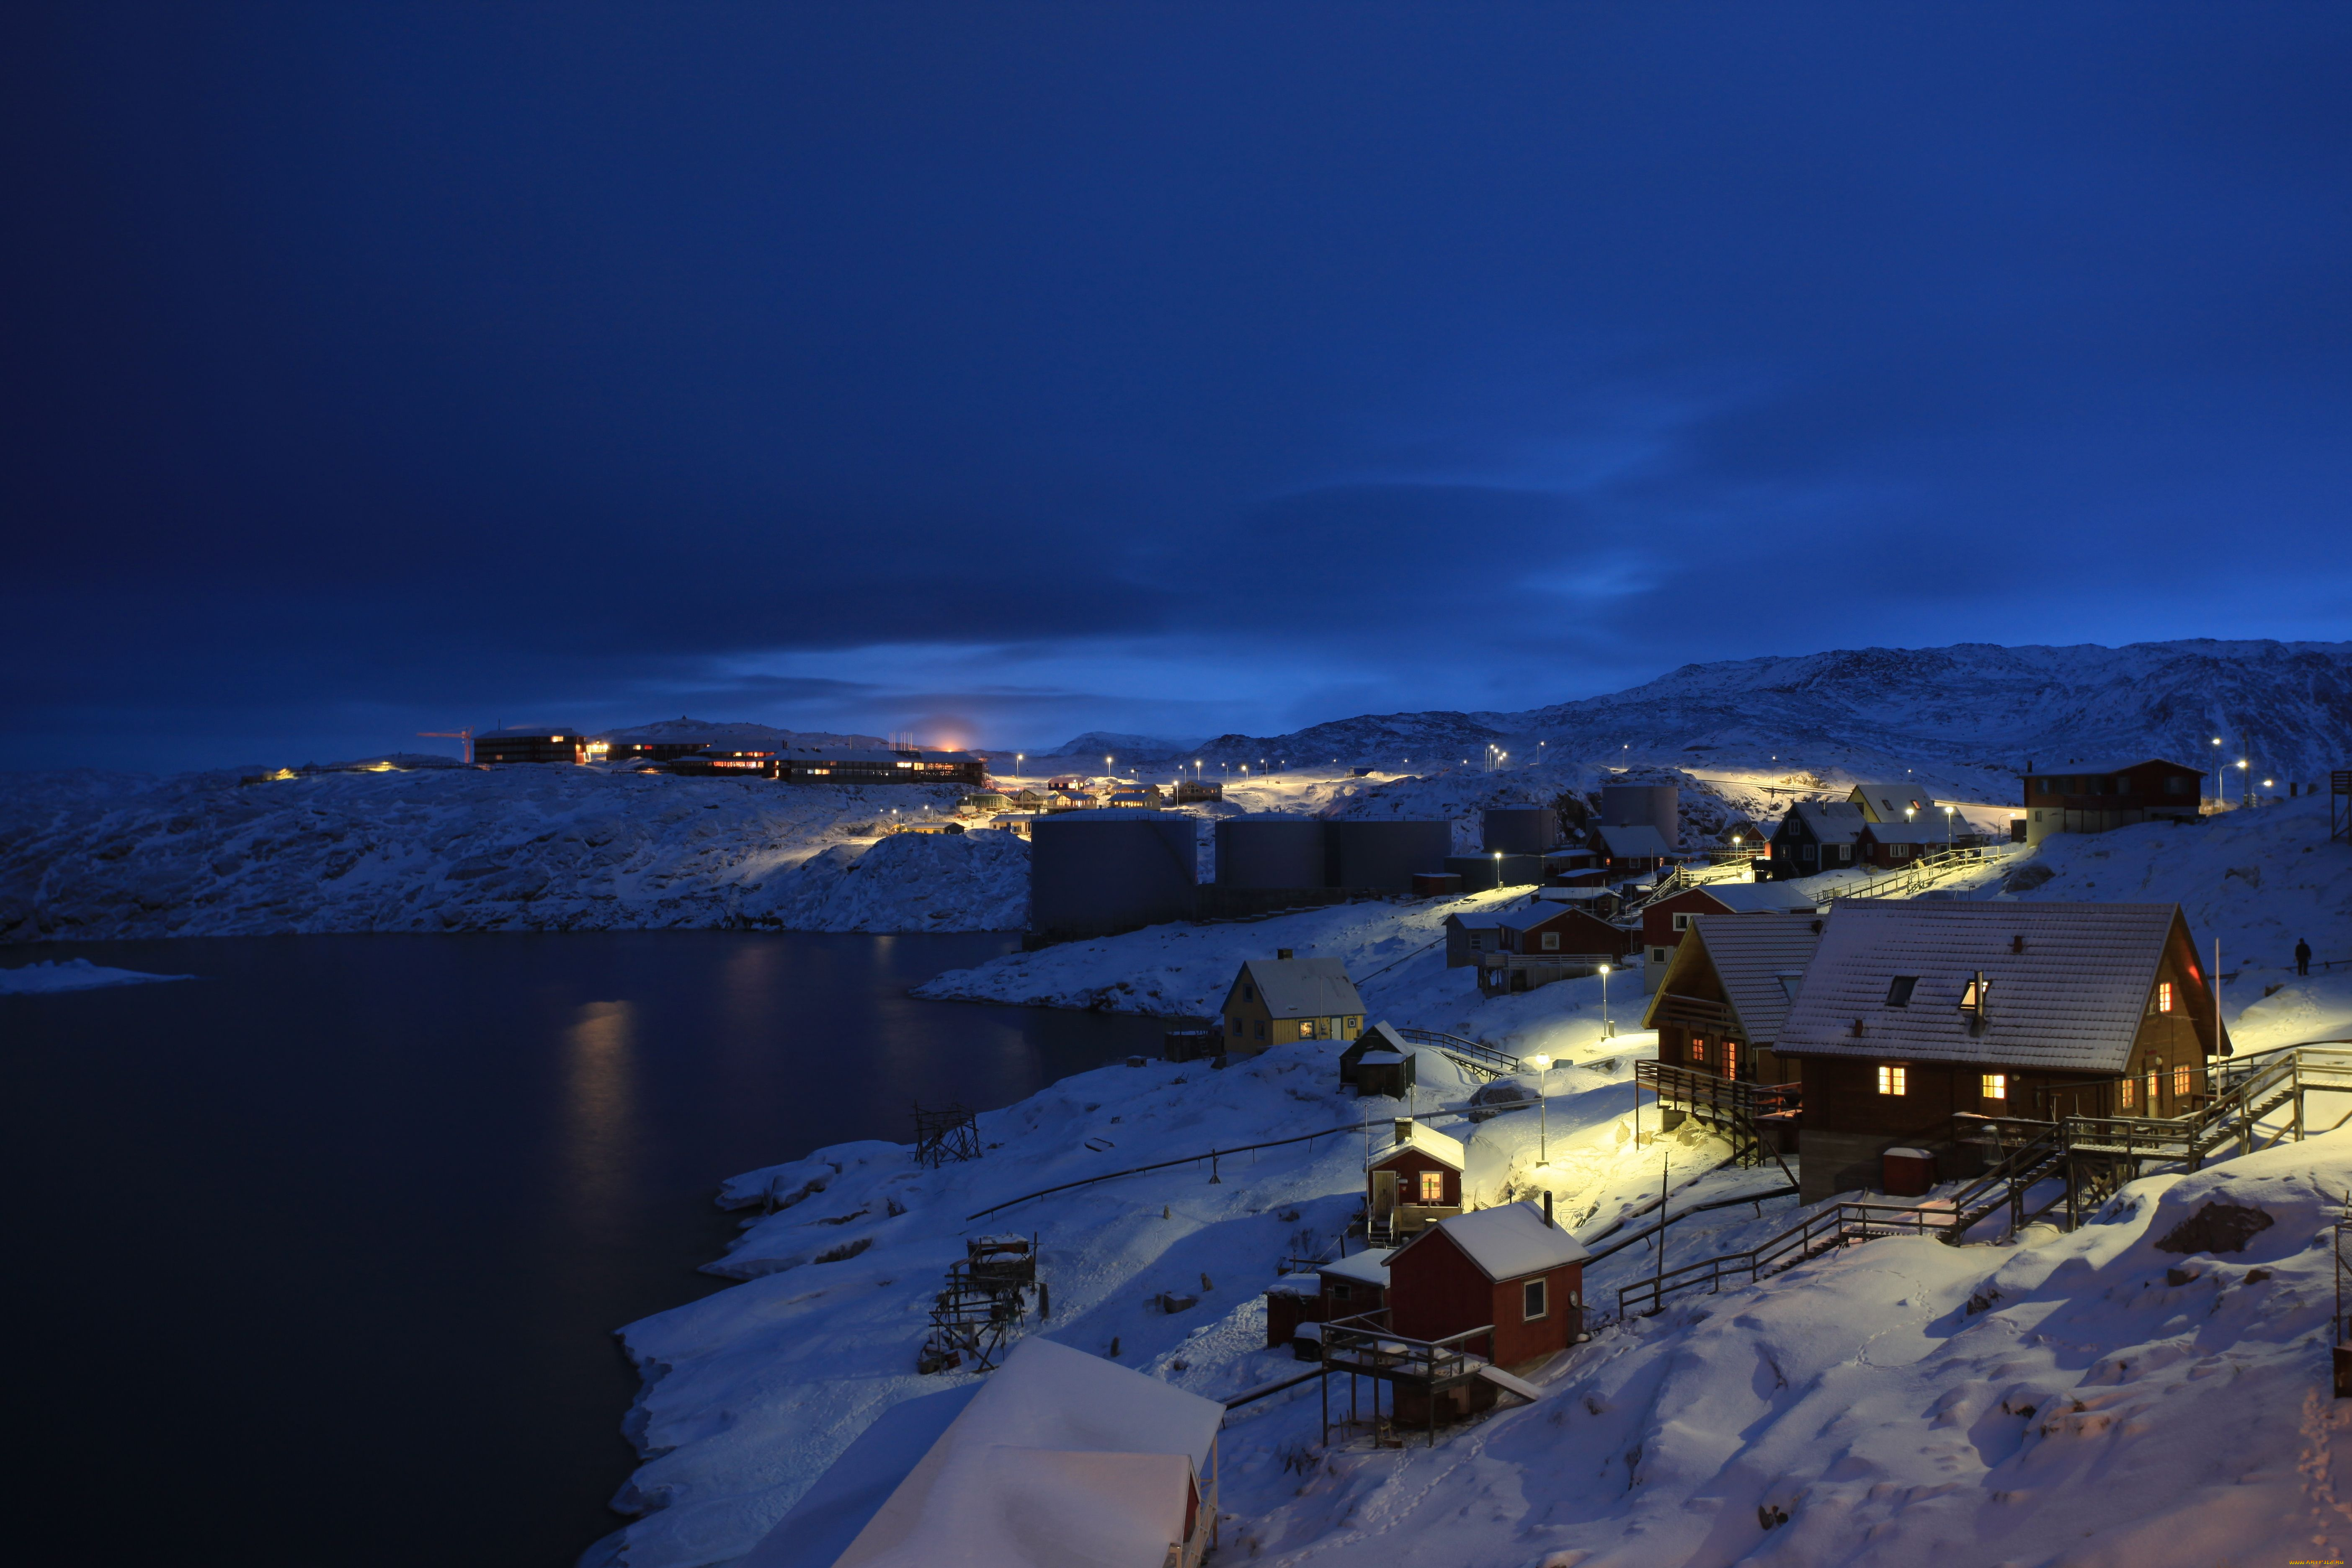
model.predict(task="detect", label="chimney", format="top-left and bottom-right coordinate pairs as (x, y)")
top-left (1277, 948), bottom-right (1294, 961)
top-left (1543, 1190), bottom-right (1555, 1228)
top-left (1394, 1117), bottom-right (1413, 1142)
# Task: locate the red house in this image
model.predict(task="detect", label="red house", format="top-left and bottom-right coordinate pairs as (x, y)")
top-left (1854, 819), bottom-right (1953, 868)
top-left (1386, 1203), bottom-right (1589, 1367)
top-left (1639, 881), bottom-right (1821, 990)
top-left (1364, 1118), bottom-right (1464, 1243)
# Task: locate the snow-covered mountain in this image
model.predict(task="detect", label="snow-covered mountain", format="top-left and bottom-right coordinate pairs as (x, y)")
top-left (1191, 640), bottom-right (2352, 784)
top-left (594, 718), bottom-right (895, 753)
top-left (1031, 731), bottom-right (1203, 764)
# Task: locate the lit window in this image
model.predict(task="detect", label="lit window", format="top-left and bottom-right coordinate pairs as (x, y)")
top-left (1960, 976), bottom-right (1991, 1011)
top-left (1300, 1020), bottom-right (1316, 1040)
top-left (1418, 1171), bottom-right (1444, 1203)
top-left (1877, 1065), bottom-right (1907, 1096)
top-left (1885, 977), bottom-right (1918, 1007)
top-left (2121, 1077), bottom-right (2136, 1109)
top-left (1982, 1074), bottom-right (2006, 1101)
top-left (1523, 1279), bottom-right (1547, 1320)
top-left (2157, 982), bottom-right (2174, 1014)
top-left (1690, 1038), bottom-right (1707, 1063)
top-left (2146, 1071), bottom-right (2159, 1105)
top-left (2174, 1066), bottom-right (2192, 1099)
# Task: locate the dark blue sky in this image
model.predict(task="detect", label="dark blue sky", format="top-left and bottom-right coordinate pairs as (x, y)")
top-left (7, 5), bottom-right (2349, 769)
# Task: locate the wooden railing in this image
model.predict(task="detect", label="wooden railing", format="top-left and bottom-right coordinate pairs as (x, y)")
top-left (1617, 1200), bottom-right (1954, 1317)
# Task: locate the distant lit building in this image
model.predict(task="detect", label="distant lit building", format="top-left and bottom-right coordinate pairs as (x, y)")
top-left (475, 729), bottom-right (588, 765)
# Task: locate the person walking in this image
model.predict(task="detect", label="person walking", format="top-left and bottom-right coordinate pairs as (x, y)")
top-left (2296, 938), bottom-right (2313, 977)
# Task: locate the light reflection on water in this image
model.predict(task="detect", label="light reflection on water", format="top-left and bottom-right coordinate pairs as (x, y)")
top-left (3, 929), bottom-right (1175, 1568)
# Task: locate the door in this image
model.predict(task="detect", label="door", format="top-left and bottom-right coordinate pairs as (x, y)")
top-left (1372, 1169), bottom-right (1399, 1220)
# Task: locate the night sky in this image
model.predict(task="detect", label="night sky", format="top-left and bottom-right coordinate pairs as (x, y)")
top-left (7, 5), bottom-right (2349, 771)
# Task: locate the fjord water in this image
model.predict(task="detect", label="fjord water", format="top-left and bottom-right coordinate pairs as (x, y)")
top-left (1, 931), bottom-right (1168, 1568)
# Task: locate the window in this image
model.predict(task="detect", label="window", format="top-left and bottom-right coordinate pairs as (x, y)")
top-left (1228, 1016), bottom-right (1241, 1036)
top-left (2146, 1070), bottom-right (2159, 1107)
top-left (1877, 1065), bottom-right (1907, 1096)
top-left (1253, 1019), bottom-right (1266, 1040)
top-left (2174, 1065), bottom-right (2192, 1099)
top-left (1960, 976), bottom-right (1991, 1011)
top-left (2157, 981), bottom-right (2174, 1014)
top-left (2121, 1076), bottom-right (2135, 1109)
top-left (1801, 844), bottom-right (1818, 864)
top-left (1330, 1281), bottom-right (1353, 1302)
top-left (1242, 984), bottom-right (1255, 1003)
top-left (1541, 931), bottom-right (1560, 951)
top-left (2164, 776), bottom-right (2191, 795)
top-left (1982, 1074), bottom-right (2007, 1101)
top-left (1418, 1170), bottom-right (1445, 1203)
top-left (1890, 843), bottom-right (1911, 860)
top-left (1652, 946), bottom-right (1669, 963)
top-left (1690, 1038), bottom-right (1707, 1063)
top-left (1469, 934), bottom-right (1488, 951)
top-left (1300, 1019), bottom-right (1317, 1040)
top-left (1671, 913), bottom-right (1693, 932)
top-left (1523, 1279), bottom-right (1548, 1321)
top-left (1885, 977), bottom-right (1918, 1007)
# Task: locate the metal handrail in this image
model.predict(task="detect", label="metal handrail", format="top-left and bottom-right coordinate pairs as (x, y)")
top-left (1618, 1200), bottom-right (1955, 1317)
top-left (1396, 1027), bottom-right (1522, 1075)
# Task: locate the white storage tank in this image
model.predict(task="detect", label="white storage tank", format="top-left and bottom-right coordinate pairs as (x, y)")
top-left (1481, 807), bottom-right (1560, 854)
top-left (1325, 820), bottom-right (1453, 890)
top-left (1599, 784), bottom-right (1679, 850)
top-left (1215, 816), bottom-right (1328, 888)
top-left (1028, 810), bottom-right (1199, 942)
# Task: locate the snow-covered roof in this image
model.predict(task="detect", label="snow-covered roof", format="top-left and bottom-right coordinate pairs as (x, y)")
top-left (1859, 820), bottom-right (1959, 846)
top-left (1368, 1118), bottom-right (1464, 1173)
top-left (1535, 886), bottom-right (1615, 903)
top-left (1680, 882), bottom-right (1821, 916)
top-left (821, 1337), bottom-right (1225, 1568)
top-left (1776, 900), bottom-right (2197, 1074)
top-left (1848, 782), bottom-right (1938, 820)
top-left (1266, 1273), bottom-right (1323, 1298)
top-left (1783, 801), bottom-right (1867, 843)
top-left (1591, 823), bottom-right (1670, 859)
top-left (1490, 903), bottom-right (1608, 933)
top-left (1319, 1248), bottom-right (1394, 1288)
top-left (1646, 913), bottom-right (1826, 1043)
top-left (1356, 1046), bottom-right (1406, 1063)
top-left (1398, 1201), bottom-right (1589, 1282)
top-left (1239, 955), bottom-right (1364, 1019)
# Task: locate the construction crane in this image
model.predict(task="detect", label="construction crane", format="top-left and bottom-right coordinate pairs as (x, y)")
top-left (418, 728), bottom-right (473, 764)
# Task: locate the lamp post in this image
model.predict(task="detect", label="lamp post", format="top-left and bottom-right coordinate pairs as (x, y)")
top-left (1599, 962), bottom-right (1614, 1040)
top-left (1493, 848), bottom-right (1502, 891)
top-left (1943, 804), bottom-right (1954, 852)
top-left (1529, 1053), bottom-right (1552, 1167)
top-left (2211, 737), bottom-right (2223, 805)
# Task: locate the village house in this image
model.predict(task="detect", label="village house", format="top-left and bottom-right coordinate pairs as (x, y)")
top-left (1774, 900), bottom-right (2228, 1202)
top-left (2019, 757), bottom-right (2205, 846)
top-left (748, 1336), bottom-right (1223, 1568)
top-left (1533, 884), bottom-right (1624, 920)
top-left (1854, 818), bottom-right (1954, 868)
top-left (1108, 784), bottom-right (1165, 809)
top-left (1642, 913), bottom-right (1824, 1086)
top-left (1846, 781), bottom-right (1937, 822)
top-left (1219, 951), bottom-right (1365, 1055)
top-left (1364, 1116), bottom-right (1465, 1243)
top-left (1265, 1247), bottom-right (1396, 1353)
top-left (1444, 904), bottom-right (1631, 969)
top-left (1766, 800), bottom-right (1866, 879)
top-left (1338, 1021), bottom-right (1416, 1091)
top-left (1540, 846), bottom-right (1610, 887)
top-left (1638, 881), bottom-right (1821, 990)
top-left (1385, 1202), bottom-right (1589, 1367)
top-left (1588, 822), bottom-right (1671, 876)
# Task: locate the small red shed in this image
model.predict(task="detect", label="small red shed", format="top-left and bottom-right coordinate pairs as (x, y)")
top-left (1365, 1119), bottom-right (1465, 1243)
top-left (1386, 1202), bottom-right (1590, 1367)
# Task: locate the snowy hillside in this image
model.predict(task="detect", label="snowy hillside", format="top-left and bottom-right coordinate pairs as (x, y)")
top-left (1183, 639), bottom-right (2352, 787)
top-left (0, 766), bottom-right (1026, 945)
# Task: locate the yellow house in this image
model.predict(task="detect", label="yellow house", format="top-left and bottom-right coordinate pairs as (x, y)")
top-left (1219, 949), bottom-right (1366, 1056)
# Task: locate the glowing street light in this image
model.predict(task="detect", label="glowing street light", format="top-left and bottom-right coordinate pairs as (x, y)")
top-left (1599, 962), bottom-right (1614, 1040)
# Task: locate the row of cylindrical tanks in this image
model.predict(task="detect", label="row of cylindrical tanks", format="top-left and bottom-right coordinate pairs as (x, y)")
top-left (1025, 784), bottom-right (1678, 944)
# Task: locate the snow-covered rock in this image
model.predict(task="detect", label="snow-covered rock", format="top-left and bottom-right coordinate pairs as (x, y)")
top-left (0, 766), bottom-right (1022, 944)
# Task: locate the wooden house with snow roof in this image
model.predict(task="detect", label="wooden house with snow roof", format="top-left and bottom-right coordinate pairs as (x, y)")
top-left (1365, 1116), bottom-right (1465, 1243)
top-left (1774, 900), bottom-right (2228, 1202)
top-left (1385, 1202), bottom-right (1589, 1366)
top-left (1846, 781), bottom-right (1937, 823)
top-left (1641, 913), bottom-right (1824, 1086)
top-left (1218, 951), bottom-right (1364, 1056)
top-left (1766, 800), bottom-right (1866, 879)
top-left (1638, 881), bottom-right (1821, 990)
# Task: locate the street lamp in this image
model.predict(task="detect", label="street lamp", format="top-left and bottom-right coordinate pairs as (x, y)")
top-left (1943, 804), bottom-right (1954, 851)
top-left (1493, 849), bottom-right (1503, 892)
top-left (1599, 963), bottom-right (1614, 1039)
top-left (1529, 1053), bottom-right (1552, 1166)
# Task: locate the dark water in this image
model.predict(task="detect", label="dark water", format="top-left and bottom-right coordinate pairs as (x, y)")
top-left (0, 931), bottom-right (1170, 1568)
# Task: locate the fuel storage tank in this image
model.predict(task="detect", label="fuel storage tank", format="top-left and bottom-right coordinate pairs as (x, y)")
top-left (1325, 819), bottom-right (1453, 891)
top-left (1028, 810), bottom-right (1198, 942)
top-left (1215, 815), bottom-right (1329, 888)
top-left (1481, 807), bottom-right (1560, 854)
top-left (1599, 784), bottom-right (1679, 850)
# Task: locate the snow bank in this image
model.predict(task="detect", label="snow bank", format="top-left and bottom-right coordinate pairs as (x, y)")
top-left (0, 958), bottom-right (193, 994)
top-left (0, 766), bottom-right (1024, 943)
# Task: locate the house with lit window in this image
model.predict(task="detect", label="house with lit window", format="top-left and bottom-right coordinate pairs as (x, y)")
top-left (1765, 801), bottom-right (1866, 880)
top-left (2018, 758), bottom-right (2205, 846)
top-left (1364, 1117), bottom-right (1465, 1243)
top-left (1385, 1202), bottom-right (1589, 1366)
top-left (1846, 782), bottom-right (1938, 823)
top-left (1638, 882), bottom-right (1822, 990)
top-left (1219, 951), bottom-right (1364, 1056)
top-left (1589, 823), bottom-right (1671, 876)
top-left (1641, 912), bottom-right (1824, 1086)
top-left (1773, 900), bottom-right (2228, 1203)
top-left (1854, 819), bottom-right (1955, 868)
